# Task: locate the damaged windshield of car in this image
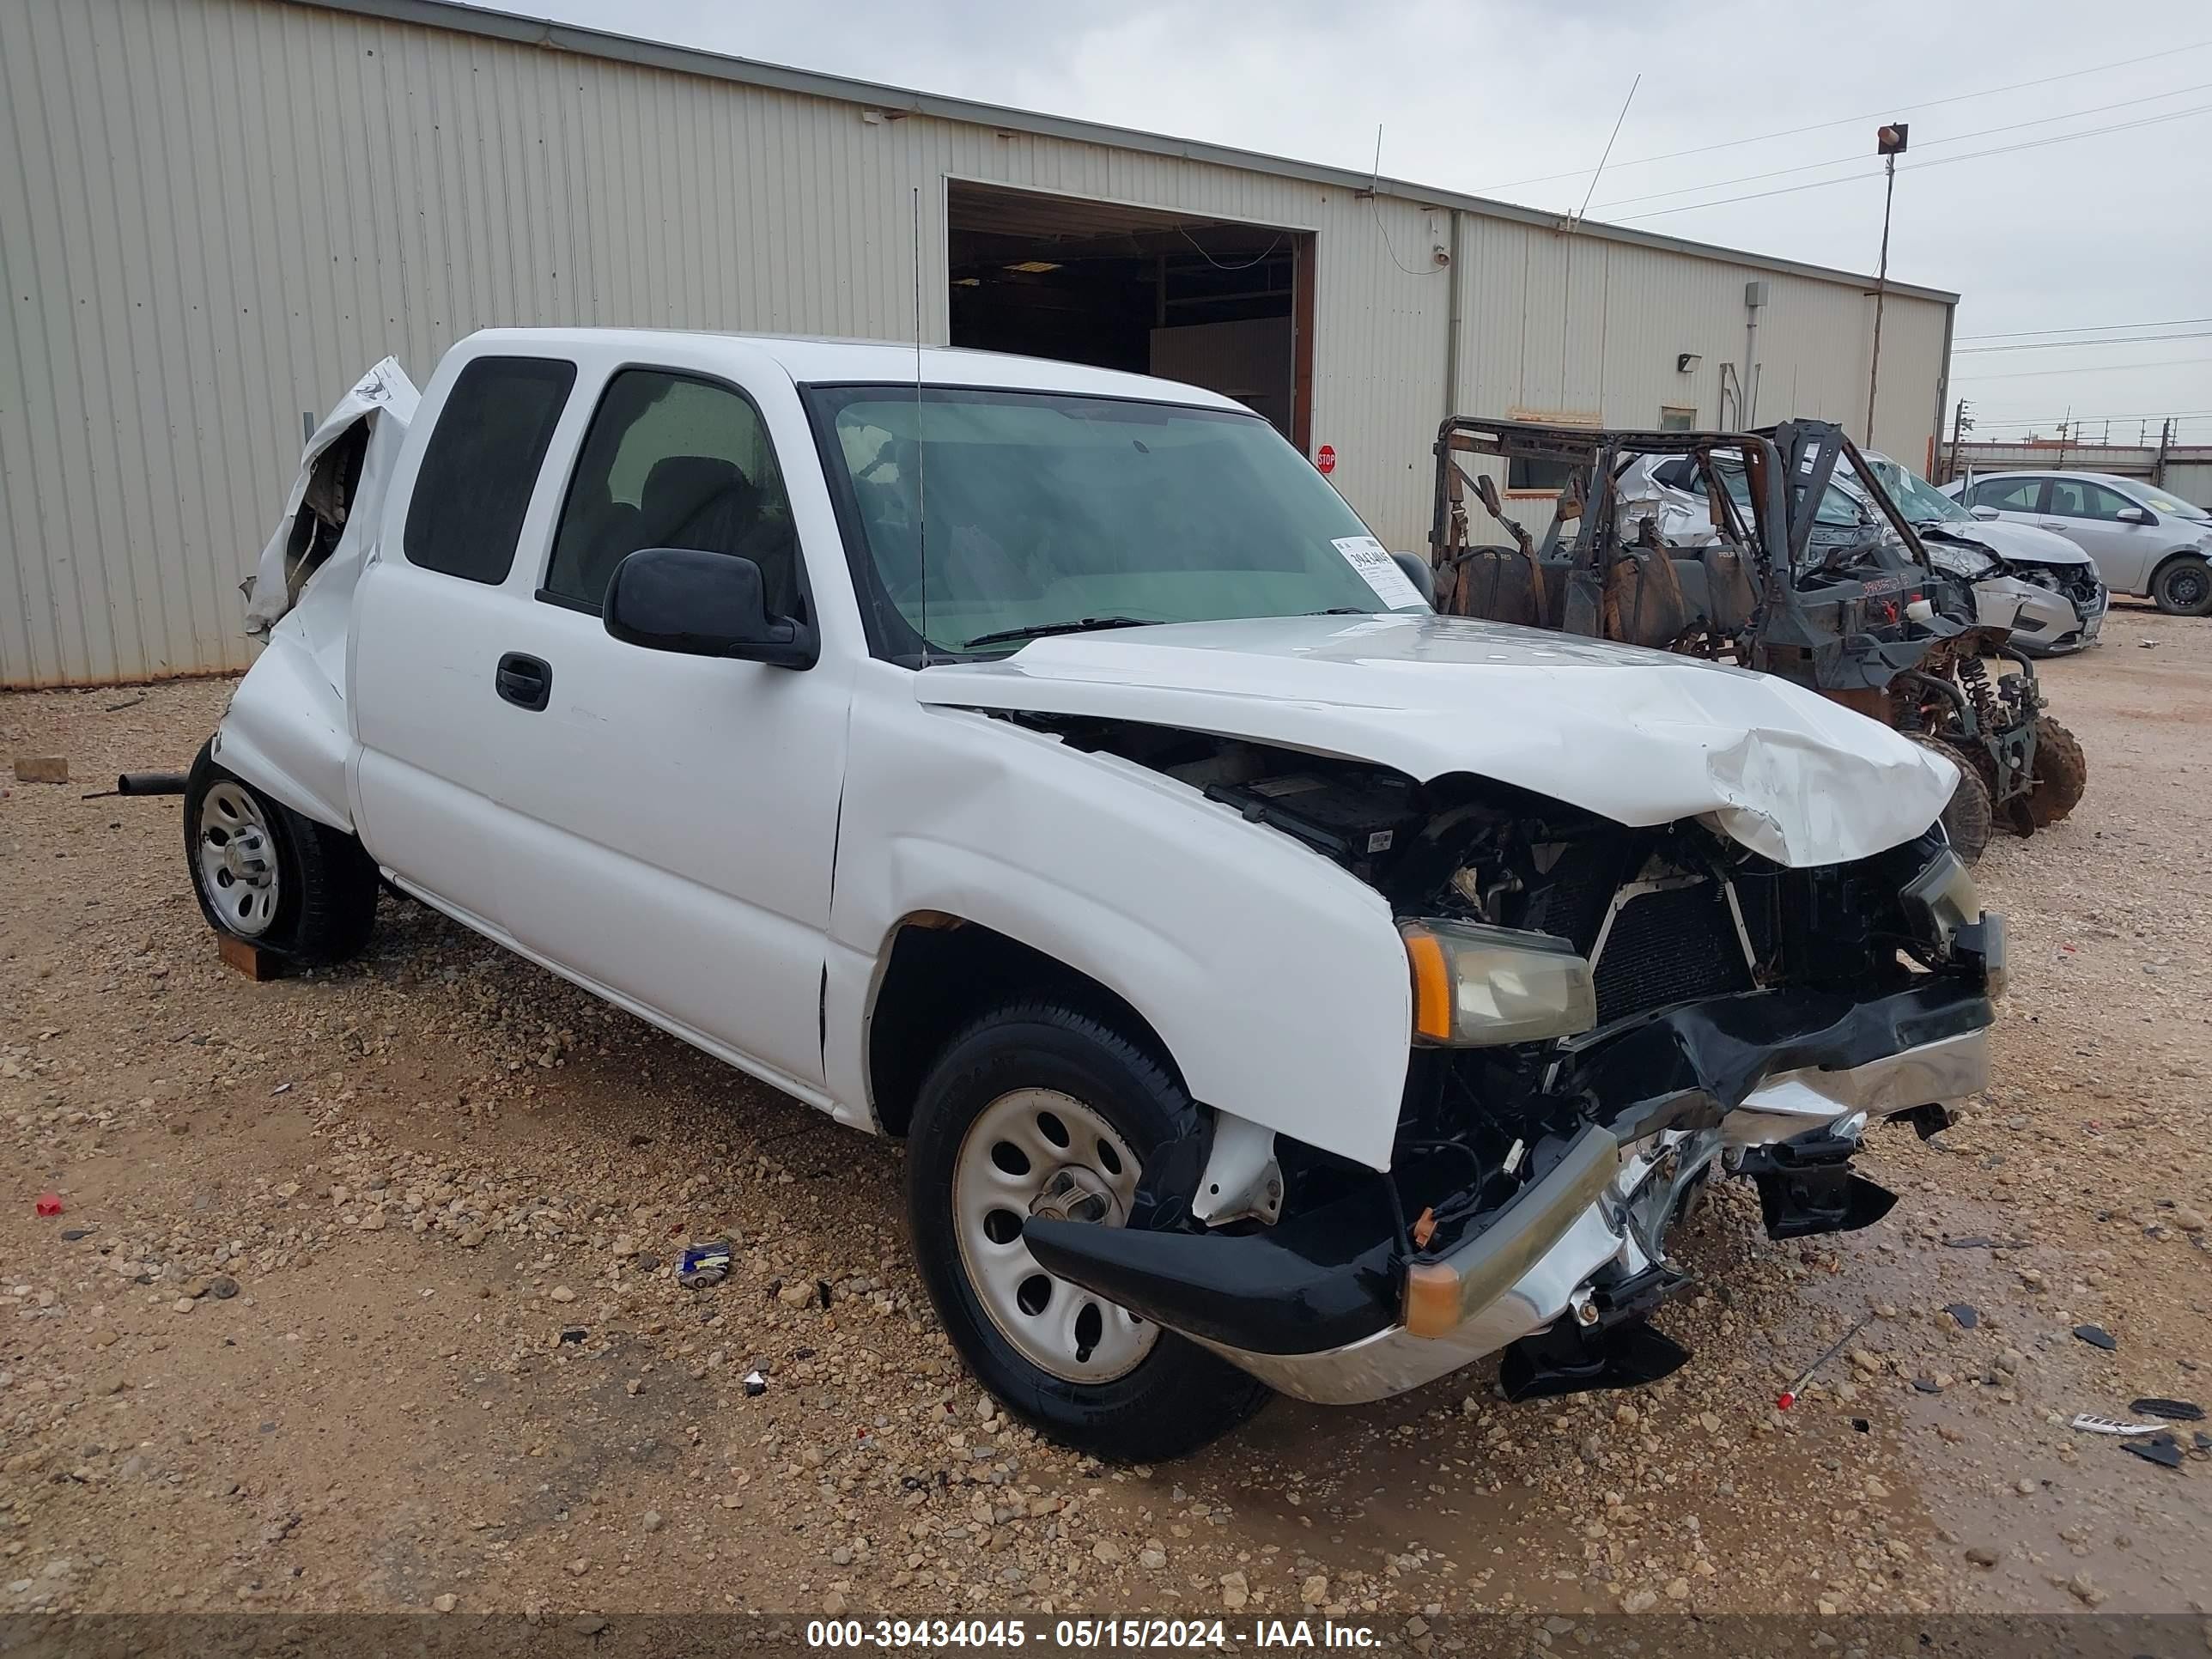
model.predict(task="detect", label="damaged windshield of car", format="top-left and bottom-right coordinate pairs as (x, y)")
top-left (1865, 455), bottom-right (1972, 524)
top-left (806, 386), bottom-right (1420, 659)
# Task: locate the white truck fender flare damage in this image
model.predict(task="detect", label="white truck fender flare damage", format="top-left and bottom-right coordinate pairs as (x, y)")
top-left (829, 695), bottom-right (1414, 1171)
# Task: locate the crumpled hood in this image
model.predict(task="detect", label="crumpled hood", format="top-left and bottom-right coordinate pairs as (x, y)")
top-left (1921, 520), bottom-right (2091, 568)
top-left (915, 613), bottom-right (1957, 868)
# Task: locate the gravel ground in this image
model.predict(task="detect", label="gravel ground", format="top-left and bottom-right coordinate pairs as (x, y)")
top-left (1, 610), bottom-right (2207, 1625)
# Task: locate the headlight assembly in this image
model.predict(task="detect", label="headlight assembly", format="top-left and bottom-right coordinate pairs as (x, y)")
top-left (1400, 918), bottom-right (1598, 1047)
top-left (1899, 848), bottom-right (1979, 950)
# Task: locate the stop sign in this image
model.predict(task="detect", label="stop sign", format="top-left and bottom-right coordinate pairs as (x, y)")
top-left (1316, 444), bottom-right (1336, 475)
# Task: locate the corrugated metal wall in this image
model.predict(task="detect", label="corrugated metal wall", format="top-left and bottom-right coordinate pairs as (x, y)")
top-left (1452, 225), bottom-right (1948, 475)
top-left (0, 0), bottom-right (1952, 685)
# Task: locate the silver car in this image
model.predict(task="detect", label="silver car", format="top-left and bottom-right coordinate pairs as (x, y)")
top-left (1940, 470), bottom-right (2212, 617)
top-left (1858, 453), bottom-right (2106, 656)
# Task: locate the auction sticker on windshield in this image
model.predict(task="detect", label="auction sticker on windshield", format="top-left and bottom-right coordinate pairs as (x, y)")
top-left (1332, 536), bottom-right (1425, 610)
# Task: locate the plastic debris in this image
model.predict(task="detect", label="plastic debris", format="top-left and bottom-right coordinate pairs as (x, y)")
top-left (2130, 1396), bottom-right (2204, 1423)
top-left (676, 1241), bottom-right (732, 1289)
top-left (558, 1328), bottom-right (587, 1346)
top-left (1850, 1418), bottom-right (1871, 1433)
top-left (2072, 1414), bottom-right (2166, 1436)
top-left (2124, 1434), bottom-right (2182, 1470)
top-left (59, 1227), bottom-right (89, 1242)
top-left (271, 1082), bottom-right (294, 1097)
top-left (742, 1370), bottom-right (768, 1396)
top-left (1943, 1302), bottom-right (1980, 1329)
top-left (34, 1193), bottom-right (62, 1218)
top-left (2073, 1324), bottom-right (2118, 1352)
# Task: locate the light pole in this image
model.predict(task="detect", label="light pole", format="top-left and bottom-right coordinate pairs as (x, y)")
top-left (1865, 122), bottom-right (1908, 445)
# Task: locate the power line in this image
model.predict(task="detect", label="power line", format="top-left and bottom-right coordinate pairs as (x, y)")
top-left (1952, 354), bottom-right (2212, 381)
top-left (1957, 317), bottom-right (2212, 341)
top-left (1474, 39), bottom-right (2212, 191)
top-left (1970, 408), bottom-right (2212, 424)
top-left (1589, 81), bottom-right (2212, 213)
top-left (1956, 329), bottom-right (2212, 355)
top-left (1609, 103), bottom-right (2212, 221)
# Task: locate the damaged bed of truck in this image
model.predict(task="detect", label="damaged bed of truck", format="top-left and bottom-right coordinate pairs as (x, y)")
top-left (979, 709), bottom-right (2002, 1406)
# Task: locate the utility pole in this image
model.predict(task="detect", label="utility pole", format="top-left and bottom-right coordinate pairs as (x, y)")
top-left (2154, 417), bottom-right (2172, 486)
top-left (1945, 398), bottom-right (1972, 483)
top-left (1864, 122), bottom-right (1908, 445)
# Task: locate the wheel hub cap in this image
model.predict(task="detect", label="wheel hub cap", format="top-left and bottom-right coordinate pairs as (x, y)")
top-left (952, 1088), bottom-right (1159, 1383)
top-left (195, 781), bottom-right (282, 937)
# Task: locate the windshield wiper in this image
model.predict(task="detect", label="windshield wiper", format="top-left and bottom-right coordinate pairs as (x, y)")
top-left (962, 616), bottom-right (1166, 650)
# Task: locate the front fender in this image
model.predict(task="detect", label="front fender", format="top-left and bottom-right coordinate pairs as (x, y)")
top-left (825, 678), bottom-right (1413, 1170)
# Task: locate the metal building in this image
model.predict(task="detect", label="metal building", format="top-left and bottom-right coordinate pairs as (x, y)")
top-left (0, 0), bottom-right (1960, 686)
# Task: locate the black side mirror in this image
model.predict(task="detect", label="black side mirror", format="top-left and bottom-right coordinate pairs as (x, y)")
top-left (1389, 550), bottom-right (1437, 606)
top-left (2116, 505), bottom-right (2154, 526)
top-left (604, 547), bottom-right (817, 669)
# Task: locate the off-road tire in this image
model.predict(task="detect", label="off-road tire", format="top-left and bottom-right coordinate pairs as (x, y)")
top-left (183, 739), bottom-right (380, 965)
top-left (905, 1000), bottom-right (1272, 1462)
top-left (2021, 716), bottom-right (2087, 829)
top-left (2151, 555), bottom-right (2212, 617)
top-left (1907, 734), bottom-right (1994, 863)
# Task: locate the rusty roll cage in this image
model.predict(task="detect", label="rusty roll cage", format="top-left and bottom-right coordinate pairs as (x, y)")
top-left (1426, 415), bottom-right (1936, 635)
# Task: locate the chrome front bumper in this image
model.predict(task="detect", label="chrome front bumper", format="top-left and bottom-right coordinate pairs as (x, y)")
top-left (1194, 1024), bottom-right (1989, 1406)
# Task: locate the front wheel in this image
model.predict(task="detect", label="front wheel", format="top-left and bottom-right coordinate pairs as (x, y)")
top-left (2152, 555), bottom-right (2212, 617)
top-left (184, 740), bottom-right (380, 964)
top-left (904, 1001), bottom-right (1271, 1462)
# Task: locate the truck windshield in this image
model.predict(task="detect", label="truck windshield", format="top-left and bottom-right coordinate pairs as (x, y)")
top-left (807, 386), bottom-right (1416, 659)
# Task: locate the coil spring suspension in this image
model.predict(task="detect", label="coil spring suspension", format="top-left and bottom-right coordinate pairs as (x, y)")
top-left (1959, 656), bottom-right (2001, 734)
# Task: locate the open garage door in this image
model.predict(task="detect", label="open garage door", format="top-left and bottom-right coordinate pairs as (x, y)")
top-left (947, 181), bottom-right (1314, 449)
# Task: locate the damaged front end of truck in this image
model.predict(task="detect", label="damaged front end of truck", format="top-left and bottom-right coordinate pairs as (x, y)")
top-left (1011, 729), bottom-right (2000, 1406)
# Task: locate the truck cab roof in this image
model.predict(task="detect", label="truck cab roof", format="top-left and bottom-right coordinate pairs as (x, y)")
top-left (457, 326), bottom-right (1248, 410)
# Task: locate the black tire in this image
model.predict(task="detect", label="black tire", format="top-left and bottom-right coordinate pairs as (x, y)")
top-left (183, 739), bottom-right (380, 965)
top-left (2022, 716), bottom-right (2087, 828)
top-left (2151, 555), bottom-right (2212, 617)
top-left (1907, 734), bottom-right (1994, 863)
top-left (904, 1000), bottom-right (1272, 1462)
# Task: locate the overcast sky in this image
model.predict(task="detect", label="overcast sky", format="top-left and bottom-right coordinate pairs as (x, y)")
top-left (536, 0), bottom-right (2209, 451)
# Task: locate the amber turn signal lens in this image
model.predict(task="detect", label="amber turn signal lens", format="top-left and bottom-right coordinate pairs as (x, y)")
top-left (1402, 1261), bottom-right (1461, 1338)
top-left (1404, 929), bottom-right (1453, 1043)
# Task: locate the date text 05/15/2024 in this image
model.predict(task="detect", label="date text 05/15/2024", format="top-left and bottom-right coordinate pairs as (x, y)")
top-left (805, 1619), bottom-right (1382, 1650)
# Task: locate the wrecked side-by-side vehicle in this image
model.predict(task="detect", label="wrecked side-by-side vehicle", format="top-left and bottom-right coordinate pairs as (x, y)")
top-left (188, 333), bottom-right (2001, 1459)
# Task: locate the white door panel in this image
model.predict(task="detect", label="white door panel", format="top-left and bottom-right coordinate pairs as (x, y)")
top-left (350, 555), bottom-right (524, 922)
top-left (488, 599), bottom-right (851, 1090)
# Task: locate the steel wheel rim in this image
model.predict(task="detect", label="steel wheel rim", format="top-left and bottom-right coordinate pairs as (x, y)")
top-left (196, 781), bottom-right (281, 938)
top-left (952, 1087), bottom-right (1158, 1383)
top-left (2172, 568), bottom-right (2208, 608)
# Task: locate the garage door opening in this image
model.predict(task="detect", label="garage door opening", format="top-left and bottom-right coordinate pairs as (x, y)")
top-left (946, 181), bottom-right (1314, 449)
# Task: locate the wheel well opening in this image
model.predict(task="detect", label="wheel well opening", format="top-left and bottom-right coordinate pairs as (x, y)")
top-left (866, 917), bottom-right (1182, 1139)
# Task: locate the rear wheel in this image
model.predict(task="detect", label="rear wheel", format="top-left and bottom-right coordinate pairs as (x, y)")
top-left (1906, 734), bottom-right (1994, 864)
top-left (2021, 716), bottom-right (2087, 828)
top-left (905, 1000), bottom-right (1271, 1462)
top-left (184, 740), bottom-right (379, 965)
top-left (2152, 555), bottom-right (2212, 617)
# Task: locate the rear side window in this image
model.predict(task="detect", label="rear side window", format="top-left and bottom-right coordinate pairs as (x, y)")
top-left (404, 356), bottom-right (576, 583)
top-left (1971, 477), bottom-right (2043, 514)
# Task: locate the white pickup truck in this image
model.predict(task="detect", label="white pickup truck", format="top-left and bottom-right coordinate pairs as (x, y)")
top-left (192, 331), bottom-right (2002, 1460)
